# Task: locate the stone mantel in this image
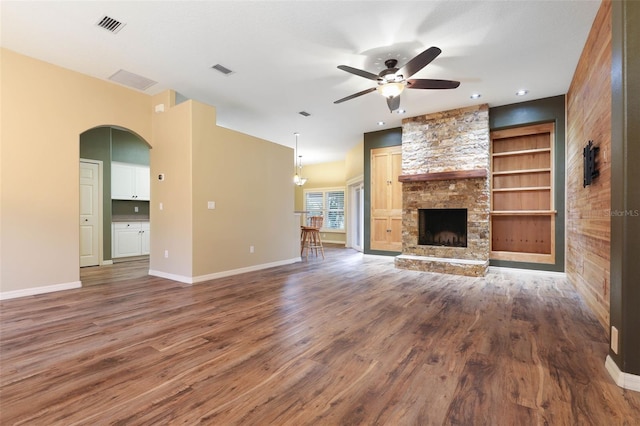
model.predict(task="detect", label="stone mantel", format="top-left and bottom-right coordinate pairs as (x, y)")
top-left (398, 169), bottom-right (487, 183)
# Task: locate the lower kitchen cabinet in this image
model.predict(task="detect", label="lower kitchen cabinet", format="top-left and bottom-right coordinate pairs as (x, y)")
top-left (113, 222), bottom-right (150, 258)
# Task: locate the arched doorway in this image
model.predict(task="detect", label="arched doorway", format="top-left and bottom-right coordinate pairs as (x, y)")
top-left (79, 126), bottom-right (151, 283)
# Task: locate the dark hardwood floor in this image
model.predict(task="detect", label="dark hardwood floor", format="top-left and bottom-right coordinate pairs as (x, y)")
top-left (1, 246), bottom-right (639, 425)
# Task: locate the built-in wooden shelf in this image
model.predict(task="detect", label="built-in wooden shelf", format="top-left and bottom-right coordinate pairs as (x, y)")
top-left (490, 122), bottom-right (556, 264)
top-left (398, 169), bottom-right (487, 183)
top-left (491, 147), bottom-right (551, 157)
top-left (491, 210), bottom-right (557, 216)
top-left (492, 186), bottom-right (551, 192)
top-left (492, 168), bottom-right (551, 176)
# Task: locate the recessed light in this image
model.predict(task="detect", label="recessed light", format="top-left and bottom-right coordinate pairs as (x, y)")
top-left (516, 89), bottom-right (529, 96)
top-left (377, 121), bottom-right (385, 126)
top-left (470, 93), bottom-right (482, 99)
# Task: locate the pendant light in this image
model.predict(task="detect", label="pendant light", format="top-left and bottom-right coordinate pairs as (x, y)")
top-left (293, 132), bottom-right (307, 186)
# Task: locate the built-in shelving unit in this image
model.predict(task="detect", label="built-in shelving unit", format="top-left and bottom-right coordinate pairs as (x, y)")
top-left (490, 123), bottom-right (556, 264)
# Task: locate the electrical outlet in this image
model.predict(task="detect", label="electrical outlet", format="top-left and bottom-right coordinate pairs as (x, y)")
top-left (134, 206), bottom-right (139, 213)
top-left (164, 250), bottom-right (169, 259)
top-left (250, 246), bottom-right (255, 253)
top-left (159, 202), bottom-right (164, 211)
top-left (611, 326), bottom-right (619, 354)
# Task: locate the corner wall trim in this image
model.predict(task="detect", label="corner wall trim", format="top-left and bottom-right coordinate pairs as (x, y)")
top-left (605, 355), bottom-right (640, 392)
top-left (0, 281), bottom-right (82, 300)
top-left (149, 257), bottom-right (301, 285)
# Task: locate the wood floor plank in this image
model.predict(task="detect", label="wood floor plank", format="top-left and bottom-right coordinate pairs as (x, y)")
top-left (1, 246), bottom-right (639, 425)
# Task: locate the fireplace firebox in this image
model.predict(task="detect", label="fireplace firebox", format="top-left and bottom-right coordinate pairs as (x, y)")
top-left (418, 208), bottom-right (467, 247)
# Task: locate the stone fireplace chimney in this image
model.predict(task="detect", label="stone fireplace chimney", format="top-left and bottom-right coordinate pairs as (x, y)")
top-left (395, 104), bottom-right (490, 277)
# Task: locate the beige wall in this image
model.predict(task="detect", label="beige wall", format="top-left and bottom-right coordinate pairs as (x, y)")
top-left (1, 49), bottom-right (300, 295)
top-left (149, 92), bottom-right (194, 279)
top-left (0, 48), bottom-right (152, 293)
top-left (345, 141), bottom-right (364, 182)
top-left (191, 101), bottom-right (298, 277)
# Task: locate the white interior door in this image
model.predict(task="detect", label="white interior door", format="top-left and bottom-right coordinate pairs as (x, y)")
top-left (80, 161), bottom-right (100, 267)
top-left (350, 182), bottom-right (364, 252)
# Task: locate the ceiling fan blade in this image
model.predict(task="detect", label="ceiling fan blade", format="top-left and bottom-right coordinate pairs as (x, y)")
top-left (406, 79), bottom-right (460, 89)
top-left (337, 65), bottom-right (380, 81)
top-left (398, 46), bottom-right (442, 78)
top-left (386, 95), bottom-right (401, 112)
top-left (334, 87), bottom-right (377, 104)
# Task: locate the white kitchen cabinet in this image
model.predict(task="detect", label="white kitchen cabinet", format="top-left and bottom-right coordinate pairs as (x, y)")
top-left (113, 222), bottom-right (150, 258)
top-left (140, 222), bottom-right (150, 255)
top-left (111, 162), bottom-right (150, 200)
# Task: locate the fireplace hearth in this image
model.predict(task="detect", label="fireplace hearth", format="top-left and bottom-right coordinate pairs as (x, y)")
top-left (419, 208), bottom-right (467, 247)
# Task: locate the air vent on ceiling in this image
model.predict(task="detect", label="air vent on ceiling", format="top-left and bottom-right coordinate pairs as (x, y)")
top-left (108, 69), bottom-right (157, 91)
top-left (298, 111), bottom-right (311, 117)
top-left (211, 64), bottom-right (234, 75)
top-left (96, 15), bottom-right (126, 33)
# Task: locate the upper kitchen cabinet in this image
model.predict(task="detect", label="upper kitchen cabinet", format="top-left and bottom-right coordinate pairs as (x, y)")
top-left (111, 162), bottom-right (150, 200)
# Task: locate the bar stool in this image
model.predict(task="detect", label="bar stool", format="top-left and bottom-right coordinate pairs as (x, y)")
top-left (300, 216), bottom-right (325, 260)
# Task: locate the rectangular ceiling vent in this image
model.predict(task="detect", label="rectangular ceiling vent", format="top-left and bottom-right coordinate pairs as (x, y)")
top-left (108, 69), bottom-right (157, 91)
top-left (211, 64), bottom-right (234, 76)
top-left (96, 15), bottom-right (126, 33)
top-left (299, 111), bottom-right (311, 117)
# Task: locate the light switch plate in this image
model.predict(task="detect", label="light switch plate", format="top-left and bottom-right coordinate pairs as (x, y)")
top-left (207, 201), bottom-right (215, 209)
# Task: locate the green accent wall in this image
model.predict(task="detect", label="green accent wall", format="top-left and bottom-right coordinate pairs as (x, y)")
top-left (112, 128), bottom-right (150, 165)
top-left (489, 95), bottom-right (566, 273)
top-left (364, 128), bottom-right (402, 255)
top-left (79, 126), bottom-right (150, 262)
top-left (610, 0), bottom-right (640, 376)
top-left (112, 200), bottom-right (150, 216)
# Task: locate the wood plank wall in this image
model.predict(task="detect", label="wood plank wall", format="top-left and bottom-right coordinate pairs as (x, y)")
top-left (566, 0), bottom-right (611, 330)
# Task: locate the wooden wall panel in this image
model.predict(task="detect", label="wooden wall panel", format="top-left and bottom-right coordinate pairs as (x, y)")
top-left (566, 0), bottom-right (612, 330)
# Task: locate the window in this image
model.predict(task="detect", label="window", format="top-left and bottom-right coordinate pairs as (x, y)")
top-left (304, 188), bottom-right (345, 231)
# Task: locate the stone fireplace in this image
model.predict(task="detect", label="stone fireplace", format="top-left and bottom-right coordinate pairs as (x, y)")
top-left (394, 104), bottom-right (490, 277)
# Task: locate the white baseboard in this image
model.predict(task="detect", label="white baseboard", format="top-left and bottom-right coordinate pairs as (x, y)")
top-left (101, 260), bottom-right (113, 266)
top-left (149, 257), bottom-right (301, 285)
top-left (148, 269), bottom-right (193, 284)
top-left (0, 281), bottom-right (82, 300)
top-left (605, 355), bottom-right (640, 392)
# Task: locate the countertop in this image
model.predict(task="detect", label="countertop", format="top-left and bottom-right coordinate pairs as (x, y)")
top-left (112, 215), bottom-right (150, 223)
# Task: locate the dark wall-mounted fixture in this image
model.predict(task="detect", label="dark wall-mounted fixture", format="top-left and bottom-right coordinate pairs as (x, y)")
top-left (583, 140), bottom-right (600, 187)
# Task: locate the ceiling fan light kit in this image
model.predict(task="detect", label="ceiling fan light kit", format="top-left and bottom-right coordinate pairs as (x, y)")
top-left (334, 46), bottom-right (460, 112)
top-left (376, 82), bottom-right (406, 98)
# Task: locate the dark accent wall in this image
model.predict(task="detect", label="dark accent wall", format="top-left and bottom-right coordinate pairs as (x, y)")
top-left (610, 0), bottom-right (640, 376)
top-left (364, 128), bottom-right (402, 255)
top-left (489, 95), bottom-right (566, 272)
top-left (112, 128), bottom-right (150, 165)
top-left (112, 200), bottom-right (150, 216)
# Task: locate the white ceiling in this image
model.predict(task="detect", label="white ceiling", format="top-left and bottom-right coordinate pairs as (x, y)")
top-left (1, 0), bottom-right (600, 164)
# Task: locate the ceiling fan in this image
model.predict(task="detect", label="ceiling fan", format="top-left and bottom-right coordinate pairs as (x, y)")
top-left (334, 46), bottom-right (460, 112)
